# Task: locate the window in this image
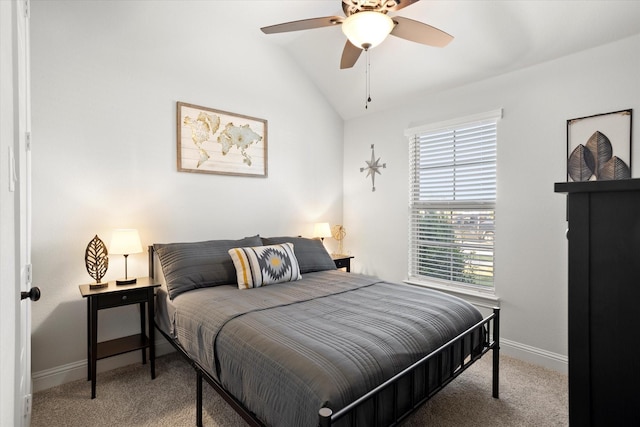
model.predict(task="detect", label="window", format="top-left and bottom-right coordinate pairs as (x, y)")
top-left (406, 110), bottom-right (501, 292)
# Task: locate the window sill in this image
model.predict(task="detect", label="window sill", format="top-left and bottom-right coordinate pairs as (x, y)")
top-left (403, 279), bottom-right (500, 309)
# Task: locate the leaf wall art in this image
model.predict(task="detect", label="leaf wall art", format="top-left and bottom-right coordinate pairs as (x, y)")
top-left (567, 109), bottom-right (632, 182)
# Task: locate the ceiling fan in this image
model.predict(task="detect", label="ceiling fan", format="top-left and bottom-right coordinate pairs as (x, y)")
top-left (260, 0), bottom-right (454, 69)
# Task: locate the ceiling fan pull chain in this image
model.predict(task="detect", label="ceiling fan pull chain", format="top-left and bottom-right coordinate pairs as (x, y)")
top-left (365, 48), bottom-right (371, 109)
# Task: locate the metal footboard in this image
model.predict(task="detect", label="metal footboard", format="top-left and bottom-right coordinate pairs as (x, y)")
top-left (318, 307), bottom-right (500, 427)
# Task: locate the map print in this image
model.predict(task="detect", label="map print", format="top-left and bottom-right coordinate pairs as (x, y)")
top-left (177, 102), bottom-right (267, 177)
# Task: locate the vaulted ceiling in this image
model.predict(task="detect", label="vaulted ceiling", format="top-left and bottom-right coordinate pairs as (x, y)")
top-left (255, 1), bottom-right (640, 120)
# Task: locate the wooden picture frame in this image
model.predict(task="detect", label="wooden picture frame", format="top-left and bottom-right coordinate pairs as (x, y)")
top-left (177, 102), bottom-right (267, 177)
top-left (566, 109), bottom-right (632, 182)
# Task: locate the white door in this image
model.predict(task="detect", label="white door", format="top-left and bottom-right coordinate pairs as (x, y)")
top-left (1, 1), bottom-right (33, 426)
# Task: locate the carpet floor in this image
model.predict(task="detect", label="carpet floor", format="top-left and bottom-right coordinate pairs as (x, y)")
top-left (32, 351), bottom-right (567, 426)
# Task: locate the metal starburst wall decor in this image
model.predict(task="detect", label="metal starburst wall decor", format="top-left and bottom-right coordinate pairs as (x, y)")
top-left (360, 144), bottom-right (386, 191)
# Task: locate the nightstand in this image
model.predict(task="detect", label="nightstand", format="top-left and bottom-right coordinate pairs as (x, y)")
top-left (331, 254), bottom-right (354, 272)
top-left (79, 277), bottom-right (160, 398)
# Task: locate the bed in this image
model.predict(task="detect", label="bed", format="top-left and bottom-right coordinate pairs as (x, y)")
top-left (149, 235), bottom-right (499, 427)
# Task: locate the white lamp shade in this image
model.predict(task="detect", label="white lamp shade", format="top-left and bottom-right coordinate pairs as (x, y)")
top-left (342, 11), bottom-right (395, 49)
top-left (109, 229), bottom-right (143, 255)
top-left (314, 222), bottom-right (332, 239)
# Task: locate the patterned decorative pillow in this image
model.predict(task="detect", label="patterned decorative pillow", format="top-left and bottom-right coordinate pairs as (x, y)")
top-left (228, 243), bottom-right (302, 289)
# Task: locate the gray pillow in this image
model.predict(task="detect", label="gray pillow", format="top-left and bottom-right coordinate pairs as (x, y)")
top-left (261, 236), bottom-right (336, 274)
top-left (154, 235), bottom-right (262, 299)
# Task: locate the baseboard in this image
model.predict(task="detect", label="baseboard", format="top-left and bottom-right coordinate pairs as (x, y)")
top-left (500, 338), bottom-right (568, 374)
top-left (32, 340), bottom-right (175, 393)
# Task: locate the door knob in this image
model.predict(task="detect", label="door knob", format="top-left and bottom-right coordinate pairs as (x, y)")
top-left (21, 287), bottom-right (41, 302)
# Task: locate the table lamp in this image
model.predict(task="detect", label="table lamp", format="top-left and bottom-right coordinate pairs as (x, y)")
top-left (314, 222), bottom-right (332, 242)
top-left (109, 229), bottom-right (142, 285)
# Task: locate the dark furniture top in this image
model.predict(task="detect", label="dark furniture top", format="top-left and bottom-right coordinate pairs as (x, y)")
top-left (554, 177), bottom-right (640, 193)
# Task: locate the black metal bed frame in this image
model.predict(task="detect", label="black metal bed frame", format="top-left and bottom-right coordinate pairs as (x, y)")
top-left (319, 308), bottom-right (499, 427)
top-left (149, 248), bottom-right (500, 427)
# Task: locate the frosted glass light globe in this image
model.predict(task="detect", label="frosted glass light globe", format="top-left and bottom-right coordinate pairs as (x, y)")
top-left (342, 11), bottom-right (394, 50)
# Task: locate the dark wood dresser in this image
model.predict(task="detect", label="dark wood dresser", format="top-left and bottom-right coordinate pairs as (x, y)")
top-left (555, 179), bottom-right (640, 426)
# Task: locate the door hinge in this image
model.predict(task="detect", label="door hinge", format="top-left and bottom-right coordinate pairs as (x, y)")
top-left (23, 393), bottom-right (32, 419)
top-left (26, 132), bottom-right (32, 151)
top-left (24, 0), bottom-right (29, 18)
top-left (25, 264), bottom-right (32, 285)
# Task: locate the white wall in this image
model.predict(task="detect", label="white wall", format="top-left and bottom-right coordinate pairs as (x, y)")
top-left (30, 0), bottom-right (344, 385)
top-left (343, 34), bottom-right (640, 371)
top-left (30, 0), bottom-right (640, 388)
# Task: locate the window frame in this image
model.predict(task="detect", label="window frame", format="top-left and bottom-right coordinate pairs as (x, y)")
top-left (404, 110), bottom-right (502, 298)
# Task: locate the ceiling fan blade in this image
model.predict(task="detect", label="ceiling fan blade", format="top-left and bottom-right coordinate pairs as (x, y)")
top-left (386, 0), bottom-right (421, 12)
top-left (340, 40), bottom-right (362, 69)
top-left (261, 16), bottom-right (343, 34)
top-left (390, 16), bottom-right (453, 47)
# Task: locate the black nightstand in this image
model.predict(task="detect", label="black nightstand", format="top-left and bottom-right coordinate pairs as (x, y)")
top-left (79, 277), bottom-right (160, 398)
top-left (331, 254), bottom-right (354, 272)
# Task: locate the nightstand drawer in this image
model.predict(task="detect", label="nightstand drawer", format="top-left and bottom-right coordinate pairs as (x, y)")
top-left (96, 288), bottom-right (148, 309)
top-left (331, 254), bottom-right (354, 272)
top-left (333, 258), bottom-right (350, 269)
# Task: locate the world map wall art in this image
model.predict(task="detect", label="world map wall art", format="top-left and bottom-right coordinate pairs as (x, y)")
top-left (177, 102), bottom-right (268, 177)
top-left (566, 109), bottom-right (632, 182)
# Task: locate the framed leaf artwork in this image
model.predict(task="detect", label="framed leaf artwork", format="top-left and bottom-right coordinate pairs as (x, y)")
top-left (566, 109), bottom-right (632, 182)
top-left (177, 102), bottom-right (268, 177)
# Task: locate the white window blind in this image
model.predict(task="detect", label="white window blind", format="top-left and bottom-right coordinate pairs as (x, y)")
top-left (407, 111), bottom-right (500, 290)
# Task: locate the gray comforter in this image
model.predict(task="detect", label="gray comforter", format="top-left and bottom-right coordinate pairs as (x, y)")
top-left (171, 270), bottom-right (483, 427)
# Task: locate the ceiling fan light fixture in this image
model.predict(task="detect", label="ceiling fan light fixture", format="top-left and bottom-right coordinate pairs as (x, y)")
top-left (342, 11), bottom-right (394, 50)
